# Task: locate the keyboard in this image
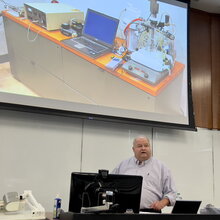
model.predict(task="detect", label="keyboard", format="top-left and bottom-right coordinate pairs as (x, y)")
top-left (71, 37), bottom-right (106, 52)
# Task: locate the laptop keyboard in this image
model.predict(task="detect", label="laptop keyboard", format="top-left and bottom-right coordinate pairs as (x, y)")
top-left (72, 37), bottom-right (106, 52)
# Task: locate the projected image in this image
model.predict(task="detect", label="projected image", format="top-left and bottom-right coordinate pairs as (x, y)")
top-left (0, 0), bottom-right (192, 128)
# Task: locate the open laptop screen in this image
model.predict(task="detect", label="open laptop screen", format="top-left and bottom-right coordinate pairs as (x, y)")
top-left (83, 8), bottom-right (119, 47)
top-left (172, 200), bottom-right (202, 214)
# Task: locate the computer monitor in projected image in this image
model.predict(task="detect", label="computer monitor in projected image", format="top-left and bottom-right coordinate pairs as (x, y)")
top-left (68, 170), bottom-right (143, 213)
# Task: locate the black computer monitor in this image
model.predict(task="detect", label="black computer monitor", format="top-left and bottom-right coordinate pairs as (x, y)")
top-left (68, 170), bottom-right (142, 213)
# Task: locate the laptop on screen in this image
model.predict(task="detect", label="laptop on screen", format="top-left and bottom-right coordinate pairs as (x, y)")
top-left (62, 8), bottom-right (119, 58)
top-left (171, 200), bottom-right (202, 214)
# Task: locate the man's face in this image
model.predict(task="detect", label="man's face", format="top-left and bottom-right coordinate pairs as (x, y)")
top-left (132, 137), bottom-right (152, 162)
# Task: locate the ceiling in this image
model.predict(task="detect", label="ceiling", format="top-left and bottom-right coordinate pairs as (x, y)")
top-left (190, 0), bottom-right (220, 14)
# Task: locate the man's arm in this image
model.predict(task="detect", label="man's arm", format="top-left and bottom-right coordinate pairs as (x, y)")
top-left (161, 167), bottom-right (177, 207)
top-left (150, 164), bottom-right (176, 211)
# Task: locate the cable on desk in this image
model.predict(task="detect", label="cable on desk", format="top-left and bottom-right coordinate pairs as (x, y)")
top-left (26, 20), bottom-right (41, 42)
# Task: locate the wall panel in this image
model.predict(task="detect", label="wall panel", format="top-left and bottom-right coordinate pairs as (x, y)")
top-left (211, 15), bottom-right (220, 129)
top-left (81, 120), bottom-right (152, 172)
top-left (213, 130), bottom-right (220, 207)
top-left (153, 127), bottom-right (214, 208)
top-left (0, 110), bottom-right (219, 213)
top-left (190, 10), bottom-right (212, 128)
top-left (0, 110), bottom-right (83, 212)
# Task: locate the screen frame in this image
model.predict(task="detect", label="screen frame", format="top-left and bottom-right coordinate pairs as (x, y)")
top-left (0, 0), bottom-right (196, 131)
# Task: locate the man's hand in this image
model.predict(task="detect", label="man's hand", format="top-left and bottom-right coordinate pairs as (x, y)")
top-left (150, 198), bottom-right (170, 210)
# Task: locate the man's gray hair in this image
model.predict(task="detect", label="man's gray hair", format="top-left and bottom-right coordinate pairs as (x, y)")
top-left (133, 136), bottom-right (150, 147)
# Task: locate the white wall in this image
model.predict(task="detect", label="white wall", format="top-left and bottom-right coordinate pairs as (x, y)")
top-left (153, 128), bottom-right (214, 212)
top-left (213, 130), bottom-right (220, 207)
top-left (0, 109), bottom-right (219, 213)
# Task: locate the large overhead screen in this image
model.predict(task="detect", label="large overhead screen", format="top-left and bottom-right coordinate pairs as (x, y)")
top-left (0, 0), bottom-right (195, 130)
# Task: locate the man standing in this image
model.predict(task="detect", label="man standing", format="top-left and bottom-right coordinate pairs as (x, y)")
top-left (112, 136), bottom-right (176, 212)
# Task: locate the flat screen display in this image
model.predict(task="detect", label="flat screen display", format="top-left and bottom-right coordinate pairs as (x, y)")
top-left (0, 0), bottom-right (195, 130)
top-left (83, 8), bottom-right (119, 46)
top-left (69, 171), bottom-right (143, 213)
top-left (172, 200), bottom-right (201, 214)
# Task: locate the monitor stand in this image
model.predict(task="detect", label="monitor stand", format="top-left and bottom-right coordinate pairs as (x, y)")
top-left (81, 202), bottom-right (112, 213)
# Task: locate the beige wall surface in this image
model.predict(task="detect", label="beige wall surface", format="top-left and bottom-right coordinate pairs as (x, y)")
top-left (0, 109), bottom-right (219, 213)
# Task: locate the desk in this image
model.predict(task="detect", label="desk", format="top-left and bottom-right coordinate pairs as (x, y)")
top-left (3, 11), bottom-right (186, 116)
top-left (60, 212), bottom-right (220, 220)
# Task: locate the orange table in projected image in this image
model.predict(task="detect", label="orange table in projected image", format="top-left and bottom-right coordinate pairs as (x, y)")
top-left (3, 11), bottom-right (185, 115)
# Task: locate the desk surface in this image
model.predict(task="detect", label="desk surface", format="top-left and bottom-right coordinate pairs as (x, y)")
top-left (2, 10), bottom-right (184, 97)
top-left (60, 212), bottom-right (220, 220)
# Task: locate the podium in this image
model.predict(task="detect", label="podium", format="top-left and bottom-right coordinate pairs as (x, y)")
top-left (60, 212), bottom-right (220, 220)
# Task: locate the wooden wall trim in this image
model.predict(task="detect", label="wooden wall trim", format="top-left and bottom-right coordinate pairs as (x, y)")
top-left (211, 15), bottom-right (220, 129)
top-left (190, 9), bottom-right (213, 128)
top-left (190, 8), bottom-right (220, 129)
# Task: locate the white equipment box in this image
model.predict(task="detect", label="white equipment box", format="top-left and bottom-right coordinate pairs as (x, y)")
top-left (24, 3), bottom-right (84, 30)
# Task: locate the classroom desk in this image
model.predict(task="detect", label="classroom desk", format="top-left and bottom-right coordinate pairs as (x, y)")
top-left (59, 212), bottom-right (220, 220)
top-left (3, 11), bottom-right (186, 116)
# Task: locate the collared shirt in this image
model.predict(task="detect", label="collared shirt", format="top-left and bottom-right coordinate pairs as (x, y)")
top-left (111, 156), bottom-right (176, 209)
